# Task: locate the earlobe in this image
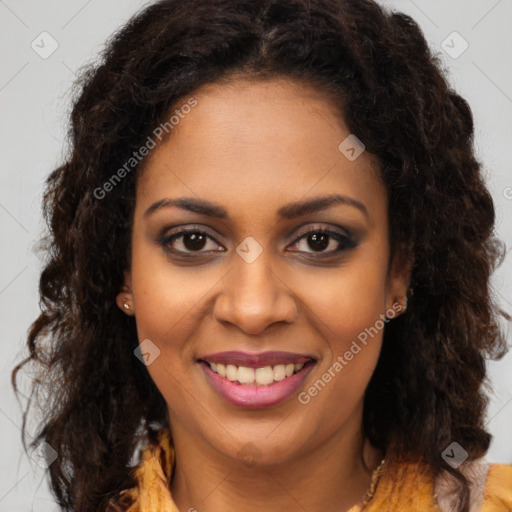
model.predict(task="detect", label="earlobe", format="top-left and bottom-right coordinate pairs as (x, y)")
top-left (116, 272), bottom-right (134, 315)
top-left (386, 250), bottom-right (414, 317)
top-left (393, 286), bottom-right (414, 315)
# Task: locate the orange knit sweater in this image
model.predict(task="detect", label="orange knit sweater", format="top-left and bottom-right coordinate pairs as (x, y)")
top-left (112, 428), bottom-right (512, 512)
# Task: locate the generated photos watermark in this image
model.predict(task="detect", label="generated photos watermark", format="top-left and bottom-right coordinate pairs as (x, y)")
top-left (93, 96), bottom-right (198, 200)
top-left (298, 302), bottom-right (403, 405)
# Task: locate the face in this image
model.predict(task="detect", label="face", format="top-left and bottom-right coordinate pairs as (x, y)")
top-left (118, 77), bottom-right (410, 466)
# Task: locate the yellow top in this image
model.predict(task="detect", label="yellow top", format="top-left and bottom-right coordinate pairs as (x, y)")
top-left (113, 428), bottom-right (512, 512)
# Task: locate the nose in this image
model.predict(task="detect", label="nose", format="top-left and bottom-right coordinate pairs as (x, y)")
top-left (212, 253), bottom-right (298, 336)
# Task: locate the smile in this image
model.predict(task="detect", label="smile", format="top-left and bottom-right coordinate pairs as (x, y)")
top-left (205, 361), bottom-right (307, 386)
top-left (198, 351), bottom-right (316, 408)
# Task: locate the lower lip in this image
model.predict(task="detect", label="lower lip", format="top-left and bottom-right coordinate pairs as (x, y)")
top-left (200, 361), bottom-right (315, 409)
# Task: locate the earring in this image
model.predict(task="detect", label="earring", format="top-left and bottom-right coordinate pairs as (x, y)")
top-left (400, 288), bottom-right (414, 314)
top-left (116, 291), bottom-right (133, 314)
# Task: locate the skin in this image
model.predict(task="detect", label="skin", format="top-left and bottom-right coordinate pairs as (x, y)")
top-left (116, 77), bottom-right (411, 512)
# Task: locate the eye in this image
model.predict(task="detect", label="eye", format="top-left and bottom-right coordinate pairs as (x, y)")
top-left (159, 226), bottom-right (225, 256)
top-left (287, 226), bottom-right (357, 256)
top-left (159, 224), bottom-right (357, 259)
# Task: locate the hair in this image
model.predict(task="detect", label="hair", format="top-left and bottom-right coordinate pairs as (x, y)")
top-left (12, 0), bottom-right (509, 511)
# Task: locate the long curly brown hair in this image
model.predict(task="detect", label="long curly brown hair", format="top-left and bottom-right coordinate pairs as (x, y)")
top-left (12, 0), bottom-right (509, 511)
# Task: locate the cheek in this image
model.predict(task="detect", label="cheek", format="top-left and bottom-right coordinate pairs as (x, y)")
top-left (285, 251), bottom-right (389, 352)
top-left (129, 234), bottom-right (211, 343)
top-left (288, 251), bottom-right (388, 421)
top-left (128, 249), bottom-right (210, 408)
top-left (304, 268), bottom-right (386, 382)
top-left (131, 272), bottom-right (203, 344)
top-left (296, 288), bottom-right (385, 436)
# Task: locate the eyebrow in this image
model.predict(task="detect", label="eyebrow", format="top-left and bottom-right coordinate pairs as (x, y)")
top-left (143, 194), bottom-right (369, 221)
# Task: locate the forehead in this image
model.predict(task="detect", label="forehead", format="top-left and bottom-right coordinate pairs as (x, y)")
top-left (136, 78), bottom-right (385, 226)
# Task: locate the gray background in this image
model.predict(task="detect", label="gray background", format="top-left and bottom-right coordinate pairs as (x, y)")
top-left (1, 1), bottom-right (511, 510)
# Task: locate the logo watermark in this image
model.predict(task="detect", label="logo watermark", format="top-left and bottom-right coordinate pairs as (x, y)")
top-left (441, 31), bottom-right (469, 60)
top-left (31, 31), bottom-right (59, 59)
top-left (442, 442), bottom-right (468, 469)
top-left (236, 236), bottom-right (264, 264)
top-left (338, 134), bottom-right (365, 161)
top-left (134, 338), bottom-right (161, 366)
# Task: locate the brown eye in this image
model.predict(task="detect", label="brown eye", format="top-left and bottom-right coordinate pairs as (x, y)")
top-left (305, 232), bottom-right (330, 252)
top-left (160, 228), bottom-right (225, 255)
top-left (180, 232), bottom-right (207, 251)
top-left (288, 227), bottom-right (357, 256)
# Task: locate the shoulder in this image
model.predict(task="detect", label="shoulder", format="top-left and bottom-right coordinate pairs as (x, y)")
top-left (435, 459), bottom-right (512, 512)
top-left (365, 458), bottom-right (511, 512)
top-left (480, 463), bottom-right (512, 512)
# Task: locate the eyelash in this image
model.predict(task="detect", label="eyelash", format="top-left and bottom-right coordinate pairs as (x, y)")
top-left (158, 224), bottom-right (357, 259)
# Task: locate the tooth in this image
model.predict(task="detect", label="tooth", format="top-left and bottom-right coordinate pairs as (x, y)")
top-left (213, 362), bottom-right (304, 383)
top-left (226, 364), bottom-right (238, 381)
top-left (255, 366), bottom-right (274, 386)
top-left (273, 364), bottom-right (286, 381)
top-left (238, 366), bottom-right (255, 384)
top-left (217, 363), bottom-right (226, 377)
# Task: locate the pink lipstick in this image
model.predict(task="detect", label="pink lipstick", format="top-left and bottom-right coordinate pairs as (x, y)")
top-left (198, 351), bottom-right (316, 409)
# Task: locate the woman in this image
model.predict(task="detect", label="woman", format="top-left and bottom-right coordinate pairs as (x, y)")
top-left (12, 0), bottom-right (512, 511)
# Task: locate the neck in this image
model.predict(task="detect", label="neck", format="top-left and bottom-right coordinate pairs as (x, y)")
top-left (168, 404), bottom-right (384, 512)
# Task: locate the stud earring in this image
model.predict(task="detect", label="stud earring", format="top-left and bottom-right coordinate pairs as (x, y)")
top-left (392, 297), bottom-right (407, 316)
top-left (122, 300), bottom-right (130, 310)
top-left (402, 287), bottom-right (414, 313)
top-left (400, 290), bottom-right (413, 314)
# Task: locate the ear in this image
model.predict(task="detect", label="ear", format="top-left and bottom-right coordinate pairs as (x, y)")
top-left (385, 249), bottom-right (413, 316)
top-left (116, 270), bottom-right (135, 316)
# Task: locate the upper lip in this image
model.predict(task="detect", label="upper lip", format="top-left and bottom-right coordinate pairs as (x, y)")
top-left (198, 351), bottom-right (315, 368)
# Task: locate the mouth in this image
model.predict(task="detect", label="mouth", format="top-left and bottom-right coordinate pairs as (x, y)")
top-left (197, 351), bottom-right (317, 408)
top-left (198, 359), bottom-right (314, 386)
